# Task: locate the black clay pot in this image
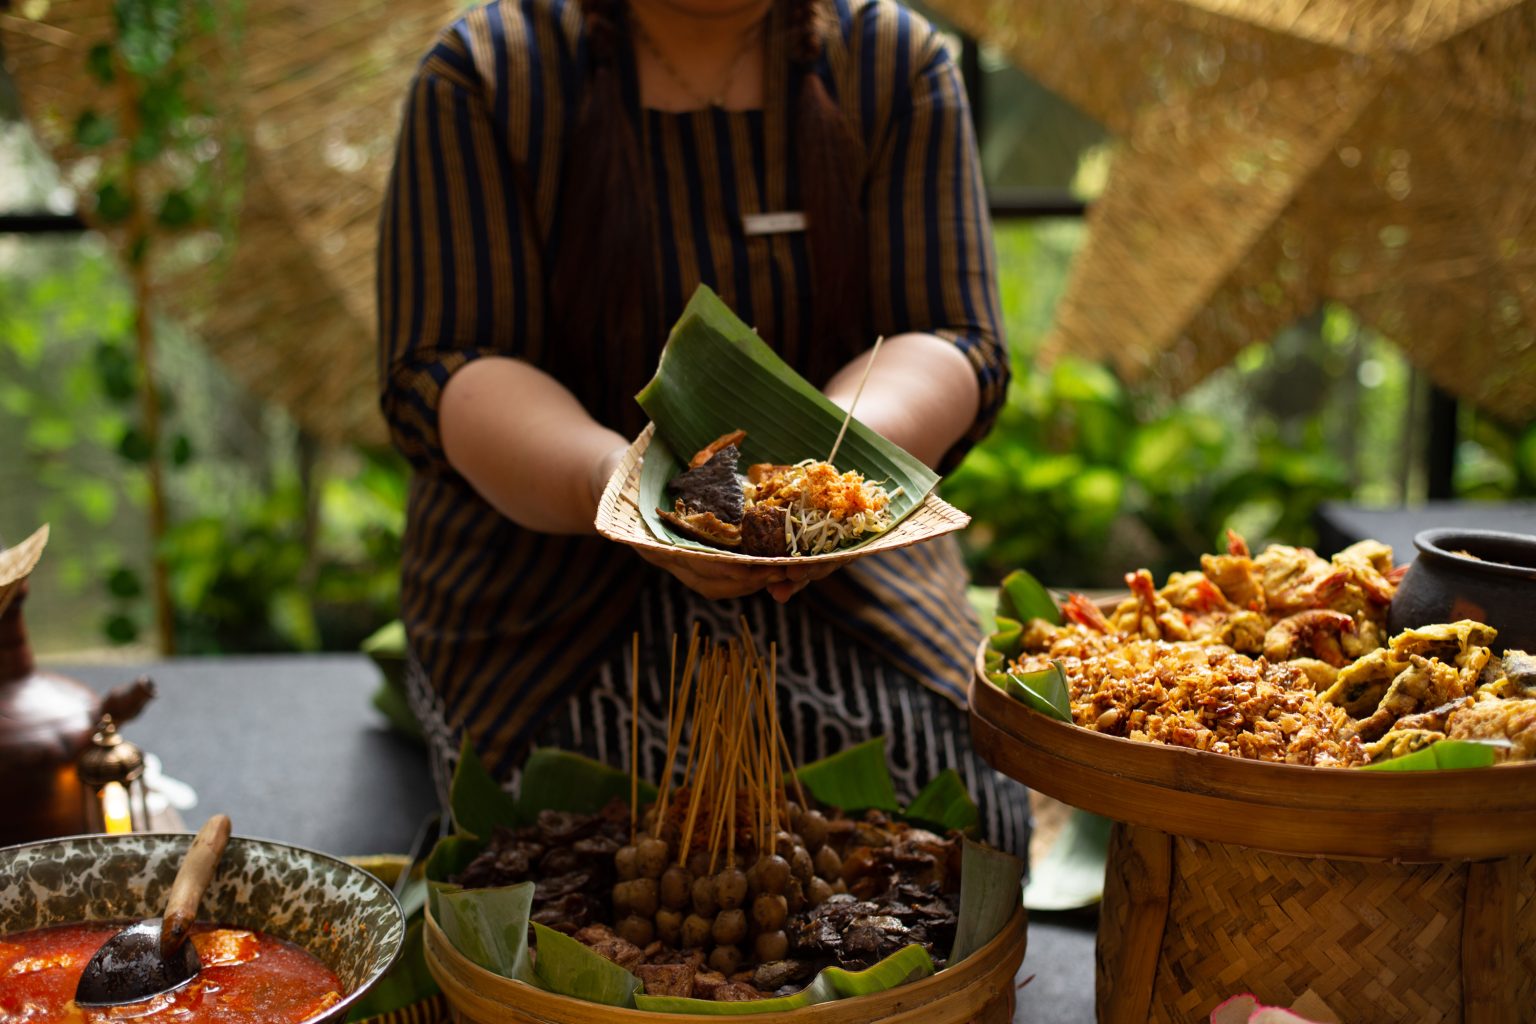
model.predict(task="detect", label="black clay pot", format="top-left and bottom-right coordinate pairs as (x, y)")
top-left (1388, 529), bottom-right (1536, 654)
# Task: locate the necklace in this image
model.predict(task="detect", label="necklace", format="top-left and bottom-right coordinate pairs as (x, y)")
top-left (631, 13), bottom-right (765, 110)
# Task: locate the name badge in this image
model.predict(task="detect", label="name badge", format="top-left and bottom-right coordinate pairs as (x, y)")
top-left (743, 211), bottom-right (807, 236)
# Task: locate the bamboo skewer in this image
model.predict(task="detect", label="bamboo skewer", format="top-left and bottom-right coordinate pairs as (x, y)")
top-left (635, 622), bottom-right (799, 871)
top-left (630, 634), bottom-right (640, 844)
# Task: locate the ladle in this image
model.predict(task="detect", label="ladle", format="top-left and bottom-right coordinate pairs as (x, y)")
top-left (75, 814), bottom-right (232, 1007)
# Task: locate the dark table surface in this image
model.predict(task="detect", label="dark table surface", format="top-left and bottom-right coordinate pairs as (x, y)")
top-left (1314, 499), bottom-right (1536, 558)
top-left (52, 654), bottom-right (1098, 1024)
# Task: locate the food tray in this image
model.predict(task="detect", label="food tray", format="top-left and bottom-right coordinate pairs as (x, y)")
top-left (969, 642), bottom-right (1536, 862)
top-left (424, 900), bottom-right (1026, 1024)
top-left (595, 423), bottom-right (970, 570)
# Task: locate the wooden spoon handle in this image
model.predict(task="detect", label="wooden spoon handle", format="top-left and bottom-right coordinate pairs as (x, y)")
top-left (161, 814), bottom-right (231, 957)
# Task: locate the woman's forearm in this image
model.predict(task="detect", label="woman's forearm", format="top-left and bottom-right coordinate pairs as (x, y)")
top-left (822, 333), bottom-right (981, 469)
top-left (439, 357), bottom-right (629, 534)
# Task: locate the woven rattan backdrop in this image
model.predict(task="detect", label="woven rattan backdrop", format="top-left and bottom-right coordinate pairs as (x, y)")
top-left (8, 2), bottom-right (1535, 431)
top-left (929, 0), bottom-right (1536, 423)
top-left (1, 0), bottom-right (461, 443)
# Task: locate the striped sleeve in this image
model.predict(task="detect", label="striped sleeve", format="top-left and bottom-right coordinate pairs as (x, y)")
top-left (377, 30), bottom-right (543, 473)
top-left (862, 17), bottom-right (1008, 468)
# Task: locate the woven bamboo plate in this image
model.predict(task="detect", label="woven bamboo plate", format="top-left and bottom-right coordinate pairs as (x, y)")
top-left (594, 424), bottom-right (971, 569)
top-left (968, 642), bottom-right (1536, 863)
top-left (424, 900), bottom-right (1027, 1024)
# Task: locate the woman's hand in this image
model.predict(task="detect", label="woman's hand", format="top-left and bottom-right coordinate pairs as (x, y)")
top-left (635, 547), bottom-right (837, 603)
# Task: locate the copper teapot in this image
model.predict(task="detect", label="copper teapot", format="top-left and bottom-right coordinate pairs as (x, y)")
top-left (0, 527), bottom-right (155, 844)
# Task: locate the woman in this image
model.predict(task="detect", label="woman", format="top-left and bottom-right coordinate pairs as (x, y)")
top-left (379, 0), bottom-right (1026, 852)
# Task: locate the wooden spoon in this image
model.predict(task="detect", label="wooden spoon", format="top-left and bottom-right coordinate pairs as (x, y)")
top-left (75, 814), bottom-right (232, 1007)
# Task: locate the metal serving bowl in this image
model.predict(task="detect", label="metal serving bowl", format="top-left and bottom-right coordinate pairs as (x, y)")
top-left (0, 831), bottom-right (404, 1022)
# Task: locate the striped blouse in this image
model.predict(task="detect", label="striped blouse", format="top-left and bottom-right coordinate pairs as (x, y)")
top-left (378, 0), bottom-right (1007, 777)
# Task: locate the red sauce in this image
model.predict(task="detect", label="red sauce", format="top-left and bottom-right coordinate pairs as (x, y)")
top-left (0, 922), bottom-right (342, 1023)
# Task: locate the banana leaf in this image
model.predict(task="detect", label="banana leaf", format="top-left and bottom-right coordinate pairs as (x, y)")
top-left (424, 835), bottom-right (486, 885)
top-left (1361, 738), bottom-right (1507, 771)
top-left (634, 945), bottom-right (935, 1015)
top-left (449, 735), bottom-right (521, 839)
top-left (904, 769), bottom-right (981, 835)
top-left (517, 747), bottom-right (658, 820)
top-left (430, 881), bottom-right (538, 985)
top-left (1022, 809), bottom-right (1110, 912)
top-left (989, 615), bottom-right (1024, 660)
top-left (948, 838), bottom-right (1026, 964)
top-left (532, 923), bottom-right (644, 1007)
top-left (997, 568), bottom-right (1062, 626)
top-left (790, 736), bottom-right (901, 813)
top-left (635, 285), bottom-right (939, 553)
top-left (1000, 662), bottom-right (1073, 723)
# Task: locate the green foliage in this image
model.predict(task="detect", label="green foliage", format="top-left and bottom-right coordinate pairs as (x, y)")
top-left (943, 222), bottom-right (1408, 587)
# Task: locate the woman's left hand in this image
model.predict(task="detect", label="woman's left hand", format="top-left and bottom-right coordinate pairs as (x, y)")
top-left (635, 546), bottom-right (838, 604)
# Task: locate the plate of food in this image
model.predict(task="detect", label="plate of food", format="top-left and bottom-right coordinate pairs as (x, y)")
top-left (968, 532), bottom-right (1536, 861)
top-left (595, 286), bottom-right (969, 567)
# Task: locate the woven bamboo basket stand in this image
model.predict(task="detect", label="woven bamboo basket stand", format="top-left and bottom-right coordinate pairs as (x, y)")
top-left (594, 423), bottom-right (971, 570)
top-left (423, 900), bottom-right (1027, 1024)
top-left (970, 645), bottom-right (1536, 1024)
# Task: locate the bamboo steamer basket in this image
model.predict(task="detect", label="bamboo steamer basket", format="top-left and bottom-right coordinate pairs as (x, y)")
top-left (423, 899), bottom-right (1027, 1024)
top-left (969, 644), bottom-right (1536, 1024)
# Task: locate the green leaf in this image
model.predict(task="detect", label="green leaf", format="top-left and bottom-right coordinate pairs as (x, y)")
top-left (107, 566), bottom-right (143, 599)
top-left (343, 918), bottom-right (440, 1021)
top-left (269, 587), bottom-right (320, 651)
top-left (530, 923), bottom-right (642, 1008)
top-left (103, 613), bottom-right (139, 645)
top-left (966, 585), bottom-right (997, 634)
top-left (93, 340), bottom-right (138, 402)
top-left (1002, 662), bottom-right (1072, 723)
top-left (515, 747), bottom-right (657, 821)
top-left (95, 181), bottom-right (135, 224)
top-left (117, 425), bottom-right (152, 463)
top-left (1023, 810), bottom-right (1111, 912)
top-left (449, 735), bottom-right (522, 839)
top-left (74, 110), bottom-right (116, 148)
top-left (635, 946), bottom-right (934, 1015)
top-left (988, 615), bottom-right (1024, 659)
top-left (792, 737), bottom-right (900, 813)
top-left (170, 433), bottom-right (194, 466)
top-left (86, 43), bottom-right (116, 83)
top-left (431, 882), bottom-right (538, 983)
top-left (949, 838), bottom-right (1024, 964)
top-left (997, 568), bottom-right (1061, 626)
top-left (157, 190), bottom-right (196, 228)
top-left (423, 835), bottom-right (486, 884)
top-left (73, 480), bottom-right (117, 526)
top-left (904, 769), bottom-right (980, 834)
top-left (634, 285), bottom-right (939, 555)
top-left (1362, 739), bottom-right (1505, 772)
